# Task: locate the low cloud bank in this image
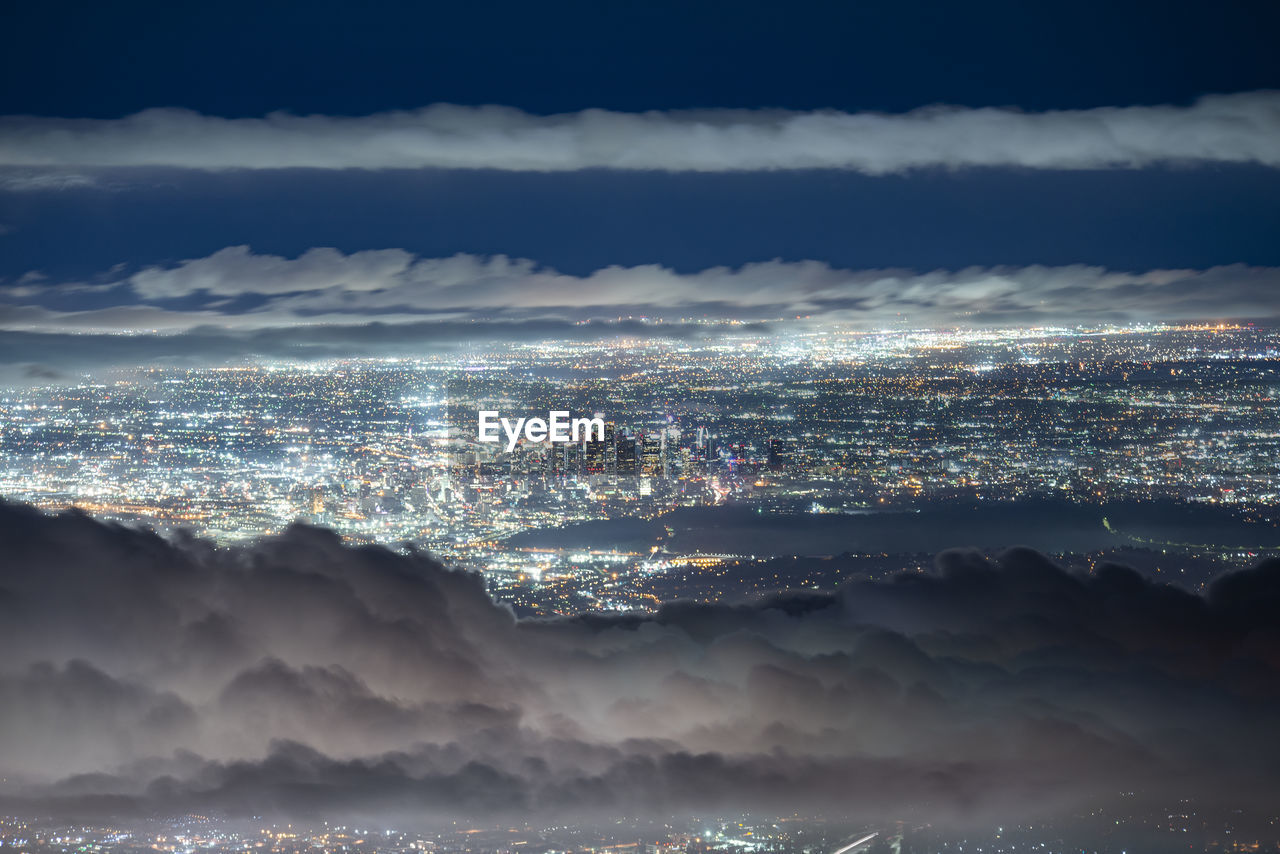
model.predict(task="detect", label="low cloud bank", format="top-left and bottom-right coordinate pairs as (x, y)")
top-left (1, 501), bottom-right (1278, 823)
top-left (3, 248), bottom-right (1278, 365)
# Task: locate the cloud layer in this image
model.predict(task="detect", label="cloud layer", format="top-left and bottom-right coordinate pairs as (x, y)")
top-left (4, 246), bottom-right (1280, 345)
top-left (1, 501), bottom-right (1279, 823)
top-left (3, 92), bottom-right (1280, 174)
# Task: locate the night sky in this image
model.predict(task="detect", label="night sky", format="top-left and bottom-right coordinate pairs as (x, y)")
top-left (2, 0), bottom-right (1280, 373)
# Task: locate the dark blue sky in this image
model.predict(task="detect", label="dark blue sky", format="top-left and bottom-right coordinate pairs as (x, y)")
top-left (5, 0), bottom-right (1279, 116)
top-left (5, 166), bottom-right (1280, 281)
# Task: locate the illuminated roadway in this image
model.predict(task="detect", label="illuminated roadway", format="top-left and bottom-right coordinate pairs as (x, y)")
top-left (828, 831), bottom-right (879, 854)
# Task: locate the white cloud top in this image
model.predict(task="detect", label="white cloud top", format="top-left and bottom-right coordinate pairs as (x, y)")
top-left (3, 92), bottom-right (1280, 173)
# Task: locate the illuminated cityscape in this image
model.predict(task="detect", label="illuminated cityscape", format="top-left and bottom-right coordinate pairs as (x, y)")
top-left (6, 798), bottom-right (1280, 854)
top-left (1, 324), bottom-right (1276, 616)
top-left (5, 0), bottom-right (1280, 847)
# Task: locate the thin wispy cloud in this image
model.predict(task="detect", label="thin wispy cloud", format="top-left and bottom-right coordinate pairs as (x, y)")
top-left (0, 170), bottom-right (100, 192)
top-left (2, 92), bottom-right (1280, 175)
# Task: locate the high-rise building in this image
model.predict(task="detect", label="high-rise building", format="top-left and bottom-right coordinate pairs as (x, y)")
top-left (584, 420), bottom-right (615, 474)
top-left (768, 437), bottom-right (791, 470)
top-left (640, 433), bottom-right (663, 477)
top-left (616, 435), bottom-right (638, 475)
